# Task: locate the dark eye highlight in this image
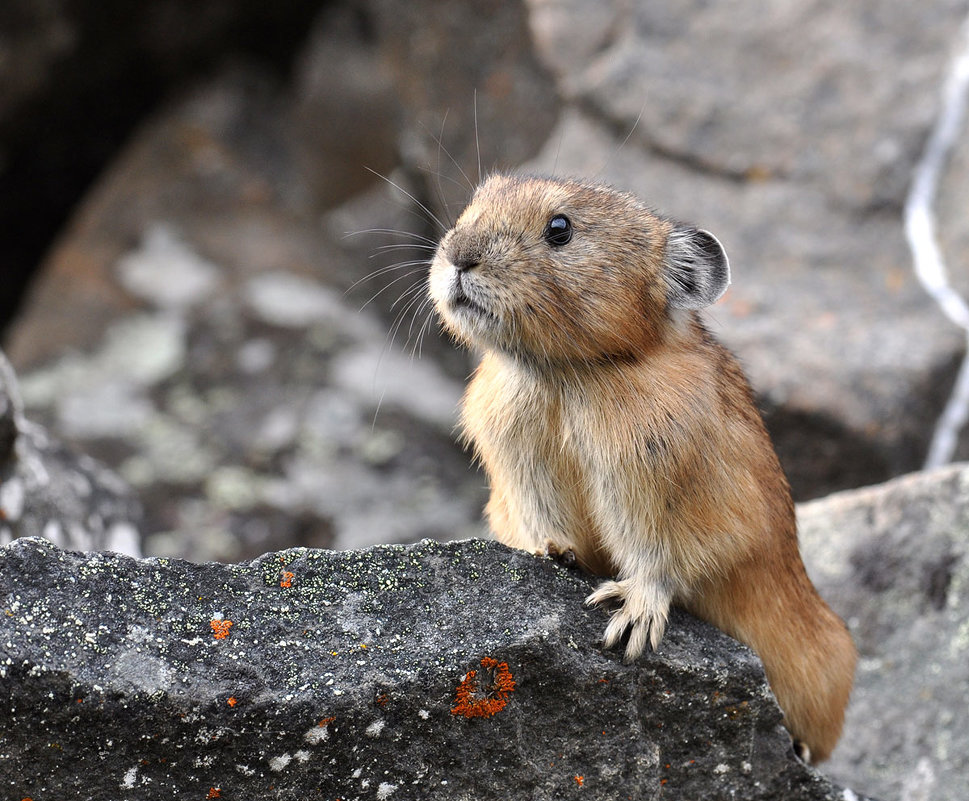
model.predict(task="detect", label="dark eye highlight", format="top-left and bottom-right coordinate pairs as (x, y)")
top-left (544, 214), bottom-right (572, 247)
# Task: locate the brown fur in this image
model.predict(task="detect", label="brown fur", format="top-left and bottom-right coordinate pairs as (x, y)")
top-left (427, 173), bottom-right (856, 762)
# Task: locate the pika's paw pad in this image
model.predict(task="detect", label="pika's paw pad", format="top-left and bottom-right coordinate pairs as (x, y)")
top-left (585, 579), bottom-right (670, 662)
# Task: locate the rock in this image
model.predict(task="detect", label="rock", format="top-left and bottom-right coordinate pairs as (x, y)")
top-left (0, 536), bottom-right (874, 800)
top-left (7, 0), bottom-right (969, 512)
top-left (0, 0), bottom-right (323, 329)
top-left (798, 463), bottom-right (969, 800)
top-left (0, 350), bottom-right (141, 554)
top-left (364, 0), bottom-right (560, 215)
top-left (288, 4), bottom-right (415, 212)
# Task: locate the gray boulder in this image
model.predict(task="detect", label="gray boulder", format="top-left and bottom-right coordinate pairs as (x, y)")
top-left (799, 463), bottom-right (969, 801)
top-left (0, 537), bottom-right (873, 800)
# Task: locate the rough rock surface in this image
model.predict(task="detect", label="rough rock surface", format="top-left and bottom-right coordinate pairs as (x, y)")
top-left (0, 351), bottom-right (141, 554)
top-left (0, 536), bottom-right (873, 800)
top-left (799, 463), bottom-right (969, 801)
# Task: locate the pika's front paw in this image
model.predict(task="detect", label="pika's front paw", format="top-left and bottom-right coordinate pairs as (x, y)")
top-left (538, 540), bottom-right (577, 568)
top-left (585, 579), bottom-right (670, 662)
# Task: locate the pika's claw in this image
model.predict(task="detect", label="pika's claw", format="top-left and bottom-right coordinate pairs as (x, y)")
top-left (585, 578), bottom-right (671, 661)
top-left (584, 579), bottom-right (623, 607)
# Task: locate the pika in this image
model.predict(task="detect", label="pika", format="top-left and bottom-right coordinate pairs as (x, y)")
top-left (427, 173), bottom-right (856, 762)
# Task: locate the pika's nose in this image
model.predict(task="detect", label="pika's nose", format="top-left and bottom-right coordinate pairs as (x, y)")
top-left (453, 253), bottom-right (480, 272)
top-left (446, 230), bottom-right (483, 272)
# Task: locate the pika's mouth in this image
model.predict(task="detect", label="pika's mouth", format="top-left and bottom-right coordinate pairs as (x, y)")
top-left (452, 291), bottom-right (489, 317)
top-left (449, 274), bottom-right (494, 321)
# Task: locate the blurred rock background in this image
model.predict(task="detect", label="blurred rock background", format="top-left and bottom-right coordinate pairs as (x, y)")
top-left (3, 1), bottom-right (969, 797)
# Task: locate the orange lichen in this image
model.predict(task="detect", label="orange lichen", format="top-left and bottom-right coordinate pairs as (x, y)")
top-left (227, 697), bottom-right (238, 707)
top-left (210, 619), bottom-right (233, 639)
top-left (574, 775), bottom-right (584, 787)
top-left (376, 693), bottom-right (388, 707)
top-left (206, 788), bottom-right (221, 799)
top-left (450, 657), bottom-right (516, 718)
top-left (280, 571), bottom-right (295, 588)
top-left (318, 716), bottom-right (336, 727)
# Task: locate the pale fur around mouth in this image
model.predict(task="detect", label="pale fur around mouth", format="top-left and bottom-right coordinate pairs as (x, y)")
top-left (452, 292), bottom-right (490, 318)
top-left (447, 271), bottom-right (497, 325)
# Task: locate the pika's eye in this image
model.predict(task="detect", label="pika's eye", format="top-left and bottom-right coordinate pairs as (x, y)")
top-left (544, 214), bottom-right (572, 247)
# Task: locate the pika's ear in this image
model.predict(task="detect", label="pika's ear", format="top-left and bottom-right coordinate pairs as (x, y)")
top-left (663, 226), bottom-right (730, 310)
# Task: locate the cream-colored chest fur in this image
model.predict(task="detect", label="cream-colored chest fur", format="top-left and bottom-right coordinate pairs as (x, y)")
top-left (465, 352), bottom-right (683, 584)
top-left (461, 350), bottom-right (770, 591)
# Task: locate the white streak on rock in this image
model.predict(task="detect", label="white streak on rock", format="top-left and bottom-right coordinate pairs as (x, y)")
top-left (245, 272), bottom-right (348, 329)
top-left (305, 721), bottom-right (331, 744)
top-left (900, 756), bottom-right (936, 801)
top-left (904, 14), bottom-right (969, 468)
top-left (104, 522), bottom-right (142, 558)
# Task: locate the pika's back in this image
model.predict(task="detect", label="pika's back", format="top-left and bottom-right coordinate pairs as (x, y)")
top-left (429, 174), bottom-right (730, 364)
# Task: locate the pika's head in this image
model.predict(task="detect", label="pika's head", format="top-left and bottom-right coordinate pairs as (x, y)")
top-left (428, 174), bottom-right (729, 363)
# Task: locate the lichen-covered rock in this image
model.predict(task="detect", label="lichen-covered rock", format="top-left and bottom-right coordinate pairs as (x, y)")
top-left (0, 537), bottom-right (873, 800)
top-left (0, 352), bottom-right (141, 554)
top-left (798, 463), bottom-right (969, 800)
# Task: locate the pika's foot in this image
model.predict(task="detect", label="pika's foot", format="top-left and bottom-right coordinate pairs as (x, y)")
top-left (538, 541), bottom-right (577, 568)
top-left (585, 579), bottom-right (670, 662)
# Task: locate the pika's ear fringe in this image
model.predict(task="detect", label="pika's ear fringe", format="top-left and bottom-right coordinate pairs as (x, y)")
top-left (664, 226), bottom-right (731, 310)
